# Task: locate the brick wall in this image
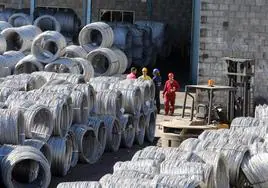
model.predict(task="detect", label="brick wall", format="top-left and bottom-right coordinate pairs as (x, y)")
top-left (199, 0), bottom-right (268, 105)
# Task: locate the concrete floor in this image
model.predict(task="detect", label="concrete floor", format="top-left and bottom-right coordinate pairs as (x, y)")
top-left (49, 92), bottom-right (193, 187)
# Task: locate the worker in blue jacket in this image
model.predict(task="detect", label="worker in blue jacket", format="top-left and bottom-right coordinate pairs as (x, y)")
top-left (152, 68), bottom-right (162, 114)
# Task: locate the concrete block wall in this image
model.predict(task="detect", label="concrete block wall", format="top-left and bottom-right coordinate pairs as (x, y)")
top-left (199, 0), bottom-right (268, 105)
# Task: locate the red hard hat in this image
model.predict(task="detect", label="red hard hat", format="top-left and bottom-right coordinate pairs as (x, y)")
top-left (168, 73), bottom-right (174, 77)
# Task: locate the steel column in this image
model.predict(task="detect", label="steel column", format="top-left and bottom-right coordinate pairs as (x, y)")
top-left (30, 0), bottom-right (36, 18)
top-left (83, 0), bottom-right (92, 25)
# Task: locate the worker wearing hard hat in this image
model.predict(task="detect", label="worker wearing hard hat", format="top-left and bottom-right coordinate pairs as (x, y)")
top-left (152, 68), bottom-right (162, 114)
top-left (163, 73), bottom-right (180, 115)
top-left (138, 67), bottom-right (151, 80)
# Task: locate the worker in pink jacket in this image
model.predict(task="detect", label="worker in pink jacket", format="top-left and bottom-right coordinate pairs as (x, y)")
top-left (126, 67), bottom-right (137, 79)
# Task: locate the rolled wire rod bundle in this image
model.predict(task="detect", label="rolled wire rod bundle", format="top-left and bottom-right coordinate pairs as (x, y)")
top-left (144, 110), bottom-right (156, 143)
top-left (108, 83), bottom-right (142, 115)
top-left (8, 13), bottom-right (32, 27)
top-left (87, 48), bottom-right (120, 76)
top-left (0, 33), bottom-right (6, 54)
top-left (70, 124), bottom-right (98, 164)
top-left (113, 170), bottom-right (155, 180)
top-left (1, 25), bottom-right (42, 52)
top-left (111, 47), bottom-right (128, 74)
top-left (79, 22), bottom-right (114, 48)
top-left (1, 145), bottom-right (51, 188)
top-left (87, 117), bottom-right (107, 160)
top-left (89, 80), bottom-right (110, 92)
top-left (160, 161), bottom-right (213, 187)
top-left (120, 114), bottom-right (135, 148)
top-left (44, 57), bottom-right (81, 74)
top-left (249, 141), bottom-right (268, 156)
top-left (230, 117), bottom-right (263, 129)
top-left (241, 153), bottom-right (268, 188)
top-left (227, 131), bottom-right (264, 146)
top-left (31, 31), bottom-right (67, 63)
top-left (0, 108), bottom-right (25, 145)
top-left (95, 89), bottom-right (123, 117)
top-left (100, 174), bottom-right (152, 188)
top-left (255, 104), bottom-right (268, 121)
top-left (133, 114), bottom-right (146, 145)
top-left (0, 21), bottom-right (12, 32)
top-left (31, 71), bottom-right (56, 83)
top-left (131, 149), bottom-right (166, 164)
top-left (57, 181), bottom-right (102, 188)
top-left (135, 79), bottom-right (155, 101)
top-left (198, 129), bottom-right (230, 141)
top-left (82, 44), bottom-right (98, 53)
top-left (71, 57), bottom-right (95, 82)
top-left (193, 151), bottom-right (230, 188)
top-left (194, 141), bottom-right (250, 186)
top-left (151, 175), bottom-right (205, 188)
top-left (24, 139), bottom-right (52, 165)
top-left (67, 129), bottom-right (79, 167)
top-left (65, 45), bottom-right (88, 59)
top-left (70, 90), bottom-right (89, 124)
top-left (178, 138), bottom-right (201, 152)
top-left (51, 73), bottom-right (86, 84)
top-left (133, 80), bottom-right (151, 113)
top-left (33, 15), bottom-right (61, 32)
top-left (7, 99), bottom-right (53, 141)
top-left (15, 54), bottom-right (44, 74)
top-left (0, 50), bottom-right (25, 72)
top-left (230, 126), bottom-right (268, 139)
top-left (47, 135), bottom-right (73, 176)
top-left (99, 115), bottom-right (121, 152)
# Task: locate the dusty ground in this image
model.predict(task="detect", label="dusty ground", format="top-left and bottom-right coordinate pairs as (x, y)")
top-left (50, 92), bottom-right (193, 187)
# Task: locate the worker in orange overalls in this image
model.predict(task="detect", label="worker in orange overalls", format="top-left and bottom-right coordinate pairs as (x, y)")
top-left (162, 73), bottom-right (180, 115)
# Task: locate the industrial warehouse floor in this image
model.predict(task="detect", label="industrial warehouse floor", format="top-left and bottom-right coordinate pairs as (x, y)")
top-left (50, 92), bottom-right (193, 187)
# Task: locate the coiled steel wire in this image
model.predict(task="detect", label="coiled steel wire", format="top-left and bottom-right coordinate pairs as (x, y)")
top-left (67, 129), bottom-right (79, 167)
top-left (87, 116), bottom-right (107, 161)
top-left (0, 21), bottom-right (12, 32)
top-left (0, 33), bottom-right (6, 54)
top-left (24, 139), bottom-right (52, 165)
top-left (34, 15), bottom-right (61, 32)
top-left (65, 45), bottom-right (88, 59)
top-left (89, 80), bottom-right (110, 93)
top-left (255, 104), bottom-right (268, 121)
top-left (15, 54), bottom-right (44, 74)
top-left (112, 25), bottom-right (132, 50)
top-left (135, 79), bottom-right (155, 101)
top-left (7, 99), bottom-right (53, 141)
top-left (95, 89), bottom-right (123, 117)
top-left (1, 145), bottom-right (51, 188)
top-left (71, 57), bottom-right (95, 82)
top-left (79, 22), bottom-right (114, 48)
top-left (249, 141), bottom-right (268, 156)
top-left (71, 124), bottom-right (98, 164)
top-left (132, 149), bottom-right (166, 164)
top-left (47, 135), bottom-right (73, 176)
top-left (87, 48), bottom-right (120, 76)
top-left (120, 114), bottom-right (135, 148)
top-left (151, 175), bottom-right (205, 188)
top-left (133, 114), bottom-right (146, 145)
top-left (111, 48), bottom-right (128, 74)
top-left (113, 170), bottom-right (154, 180)
top-left (100, 174), bottom-right (152, 188)
top-left (1, 25), bottom-right (42, 52)
top-left (82, 44), bottom-right (98, 53)
top-left (0, 50), bottom-right (25, 73)
top-left (57, 181), bottom-right (102, 188)
top-left (8, 13), bottom-right (32, 27)
top-left (0, 108), bottom-right (25, 145)
top-left (230, 117), bottom-right (263, 128)
top-left (31, 31), bottom-right (67, 63)
top-left (45, 57), bottom-right (81, 74)
top-left (145, 110), bottom-right (156, 143)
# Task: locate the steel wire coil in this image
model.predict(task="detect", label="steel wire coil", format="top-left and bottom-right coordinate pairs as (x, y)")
top-left (65, 45), bottom-right (88, 59)
top-left (95, 89), bottom-right (123, 117)
top-left (34, 15), bottom-right (61, 32)
top-left (0, 50), bottom-right (25, 72)
top-left (67, 129), bottom-right (79, 167)
top-left (71, 57), bottom-right (94, 82)
top-left (57, 181), bottom-right (101, 188)
top-left (15, 54), bottom-right (44, 74)
top-left (241, 153), bottom-right (268, 188)
top-left (113, 170), bottom-right (154, 179)
top-left (100, 174), bottom-right (152, 188)
top-left (193, 151), bottom-right (230, 188)
top-left (113, 159), bottom-right (160, 175)
top-left (145, 110), bottom-right (156, 143)
top-left (0, 108), bottom-right (25, 145)
top-left (160, 161), bottom-right (213, 187)
top-left (132, 149), bottom-right (166, 164)
top-left (151, 175), bottom-right (205, 188)
top-left (132, 80), bottom-right (151, 113)
top-left (249, 141), bottom-right (268, 156)
top-left (7, 99), bottom-right (53, 141)
top-left (89, 80), bottom-right (110, 92)
top-left (0, 33), bottom-right (6, 54)
top-left (79, 22), bottom-right (114, 48)
top-left (133, 114), bottom-right (146, 145)
top-left (120, 114), bottom-right (135, 148)
top-left (47, 136), bottom-right (73, 176)
top-left (0, 21), bottom-right (12, 32)
top-left (45, 57), bottom-right (81, 74)
top-left (255, 104), bottom-right (268, 121)
top-left (87, 117), bottom-right (107, 160)
top-left (230, 117), bottom-right (263, 128)
top-left (1, 145), bottom-right (51, 188)
top-left (31, 31), bottom-right (67, 63)
top-left (87, 48), bottom-right (120, 76)
top-left (24, 139), bottom-right (52, 166)
top-left (8, 13), bottom-right (32, 27)
top-left (112, 25), bottom-right (132, 50)
top-left (82, 44), bottom-right (98, 53)
top-left (1, 25), bottom-right (42, 52)
top-left (111, 48), bottom-right (128, 74)
top-left (71, 124), bottom-right (98, 164)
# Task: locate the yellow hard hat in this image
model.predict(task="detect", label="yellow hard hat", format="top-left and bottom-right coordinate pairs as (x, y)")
top-left (142, 67), bottom-right (148, 72)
